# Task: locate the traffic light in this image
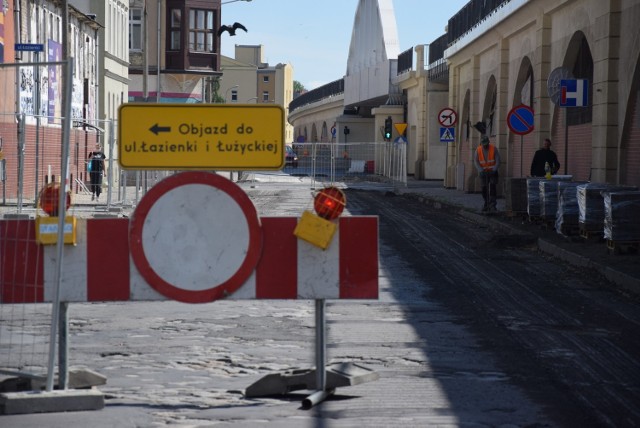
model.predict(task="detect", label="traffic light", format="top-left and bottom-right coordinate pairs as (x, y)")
top-left (384, 117), bottom-right (392, 141)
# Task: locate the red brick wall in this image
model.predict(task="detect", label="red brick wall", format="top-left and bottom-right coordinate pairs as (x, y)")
top-left (508, 131), bottom-right (536, 177)
top-left (621, 90), bottom-right (640, 187)
top-left (0, 122), bottom-right (95, 202)
top-left (551, 108), bottom-right (593, 181)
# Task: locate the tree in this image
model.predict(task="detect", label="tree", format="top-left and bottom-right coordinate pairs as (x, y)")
top-left (294, 80), bottom-right (306, 94)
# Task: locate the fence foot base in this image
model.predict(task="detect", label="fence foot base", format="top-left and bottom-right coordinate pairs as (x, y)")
top-left (0, 389), bottom-right (104, 415)
top-left (244, 362), bottom-right (378, 398)
top-left (0, 368), bottom-right (107, 393)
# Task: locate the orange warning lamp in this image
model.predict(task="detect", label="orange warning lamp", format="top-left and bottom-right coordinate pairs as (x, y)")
top-left (313, 186), bottom-right (346, 220)
top-left (294, 187), bottom-right (346, 250)
top-left (38, 183), bottom-right (71, 216)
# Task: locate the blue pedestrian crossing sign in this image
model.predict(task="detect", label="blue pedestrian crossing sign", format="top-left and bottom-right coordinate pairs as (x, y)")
top-left (440, 127), bottom-right (455, 143)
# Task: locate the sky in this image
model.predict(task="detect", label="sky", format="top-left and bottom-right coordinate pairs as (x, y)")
top-left (221, 0), bottom-right (470, 90)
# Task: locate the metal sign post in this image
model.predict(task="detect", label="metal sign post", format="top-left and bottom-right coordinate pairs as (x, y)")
top-left (303, 299), bottom-right (335, 408)
top-left (558, 79), bottom-right (589, 175)
top-left (438, 108), bottom-right (458, 186)
top-left (547, 67), bottom-right (573, 175)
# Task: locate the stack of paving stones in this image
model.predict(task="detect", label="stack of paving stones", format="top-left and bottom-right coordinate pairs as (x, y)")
top-left (504, 177), bottom-right (528, 215)
top-left (604, 191), bottom-right (640, 242)
top-left (555, 181), bottom-right (588, 236)
top-left (577, 183), bottom-right (638, 237)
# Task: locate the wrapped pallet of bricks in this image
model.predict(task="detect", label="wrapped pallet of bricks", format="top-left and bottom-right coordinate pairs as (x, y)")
top-left (504, 177), bottom-right (528, 214)
top-left (526, 178), bottom-right (544, 218)
top-left (528, 176), bottom-right (571, 220)
top-left (603, 191), bottom-right (640, 241)
top-left (577, 183), bottom-right (638, 234)
top-left (540, 180), bottom-right (560, 220)
top-left (555, 181), bottom-right (588, 235)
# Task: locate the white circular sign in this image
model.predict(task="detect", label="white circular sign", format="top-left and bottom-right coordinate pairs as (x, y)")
top-left (129, 172), bottom-right (262, 303)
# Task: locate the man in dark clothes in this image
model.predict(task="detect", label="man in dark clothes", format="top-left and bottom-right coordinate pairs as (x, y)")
top-left (530, 138), bottom-right (560, 177)
top-left (87, 145), bottom-right (106, 201)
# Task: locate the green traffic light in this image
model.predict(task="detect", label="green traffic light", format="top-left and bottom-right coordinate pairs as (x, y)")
top-left (384, 116), bottom-right (392, 140)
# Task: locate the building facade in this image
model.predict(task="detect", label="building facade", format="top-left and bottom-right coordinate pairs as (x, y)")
top-left (288, 0), bottom-right (640, 191)
top-left (127, 4), bottom-right (293, 144)
top-left (221, 45), bottom-right (293, 143)
top-left (0, 0), bottom-right (103, 202)
top-left (445, 0), bottom-right (640, 191)
top-left (128, 0), bottom-right (222, 104)
top-left (71, 0), bottom-right (129, 124)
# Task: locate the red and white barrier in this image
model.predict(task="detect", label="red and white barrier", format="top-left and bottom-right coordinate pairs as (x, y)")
top-left (0, 216), bottom-right (378, 304)
top-left (1, 173), bottom-right (378, 304)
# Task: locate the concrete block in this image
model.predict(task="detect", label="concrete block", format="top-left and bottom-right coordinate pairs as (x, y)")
top-left (1, 368), bottom-right (107, 392)
top-left (245, 362), bottom-right (378, 397)
top-left (0, 389), bottom-right (104, 415)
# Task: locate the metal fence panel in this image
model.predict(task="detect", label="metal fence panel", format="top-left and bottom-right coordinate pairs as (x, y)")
top-left (0, 217), bottom-right (50, 384)
top-left (287, 142), bottom-right (406, 188)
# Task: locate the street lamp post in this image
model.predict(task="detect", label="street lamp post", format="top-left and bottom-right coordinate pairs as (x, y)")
top-left (225, 85), bottom-right (239, 103)
top-left (245, 97), bottom-right (258, 103)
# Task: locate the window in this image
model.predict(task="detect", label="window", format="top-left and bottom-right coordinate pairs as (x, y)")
top-left (170, 9), bottom-right (182, 50)
top-left (129, 8), bottom-right (143, 50)
top-left (263, 75), bottom-right (269, 83)
top-left (231, 89), bottom-right (238, 102)
top-left (262, 91), bottom-right (269, 101)
top-left (189, 9), bottom-right (214, 52)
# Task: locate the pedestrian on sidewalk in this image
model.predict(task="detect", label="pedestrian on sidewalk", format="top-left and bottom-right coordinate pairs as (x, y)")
top-left (530, 138), bottom-right (560, 177)
top-left (87, 144), bottom-right (106, 201)
top-left (473, 135), bottom-right (500, 212)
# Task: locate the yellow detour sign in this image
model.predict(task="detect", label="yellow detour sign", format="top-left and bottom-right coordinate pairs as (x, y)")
top-left (118, 104), bottom-right (285, 170)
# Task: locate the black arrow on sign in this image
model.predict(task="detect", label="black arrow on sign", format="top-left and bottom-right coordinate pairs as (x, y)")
top-left (149, 124), bottom-right (171, 135)
top-left (440, 113), bottom-right (454, 125)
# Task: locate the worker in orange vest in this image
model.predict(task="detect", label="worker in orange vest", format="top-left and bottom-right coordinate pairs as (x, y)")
top-left (473, 135), bottom-right (501, 212)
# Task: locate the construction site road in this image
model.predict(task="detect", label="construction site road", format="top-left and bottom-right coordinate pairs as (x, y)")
top-left (3, 181), bottom-right (640, 427)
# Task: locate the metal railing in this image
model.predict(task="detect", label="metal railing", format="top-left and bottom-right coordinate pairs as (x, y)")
top-left (447, 0), bottom-right (512, 45)
top-left (397, 48), bottom-right (414, 75)
top-left (289, 79), bottom-right (345, 114)
top-left (264, 141), bottom-right (407, 189)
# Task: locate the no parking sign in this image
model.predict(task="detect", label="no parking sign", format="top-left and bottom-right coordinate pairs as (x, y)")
top-left (507, 105), bottom-right (534, 135)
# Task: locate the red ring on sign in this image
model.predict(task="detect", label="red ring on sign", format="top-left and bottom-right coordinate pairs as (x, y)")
top-left (129, 172), bottom-right (262, 303)
top-left (438, 107), bottom-right (458, 127)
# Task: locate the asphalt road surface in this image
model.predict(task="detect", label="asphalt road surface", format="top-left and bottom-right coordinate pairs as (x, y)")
top-left (345, 188), bottom-right (640, 427)
top-left (4, 183), bottom-right (640, 427)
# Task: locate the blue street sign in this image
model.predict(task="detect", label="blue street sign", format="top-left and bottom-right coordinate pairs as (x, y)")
top-left (559, 79), bottom-right (589, 107)
top-left (440, 127), bottom-right (455, 143)
top-left (507, 104), bottom-right (534, 135)
top-left (394, 136), bottom-right (407, 144)
top-left (15, 43), bottom-right (44, 52)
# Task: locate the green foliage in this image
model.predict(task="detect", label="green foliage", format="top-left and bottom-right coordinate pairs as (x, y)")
top-left (294, 80), bottom-right (305, 93)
